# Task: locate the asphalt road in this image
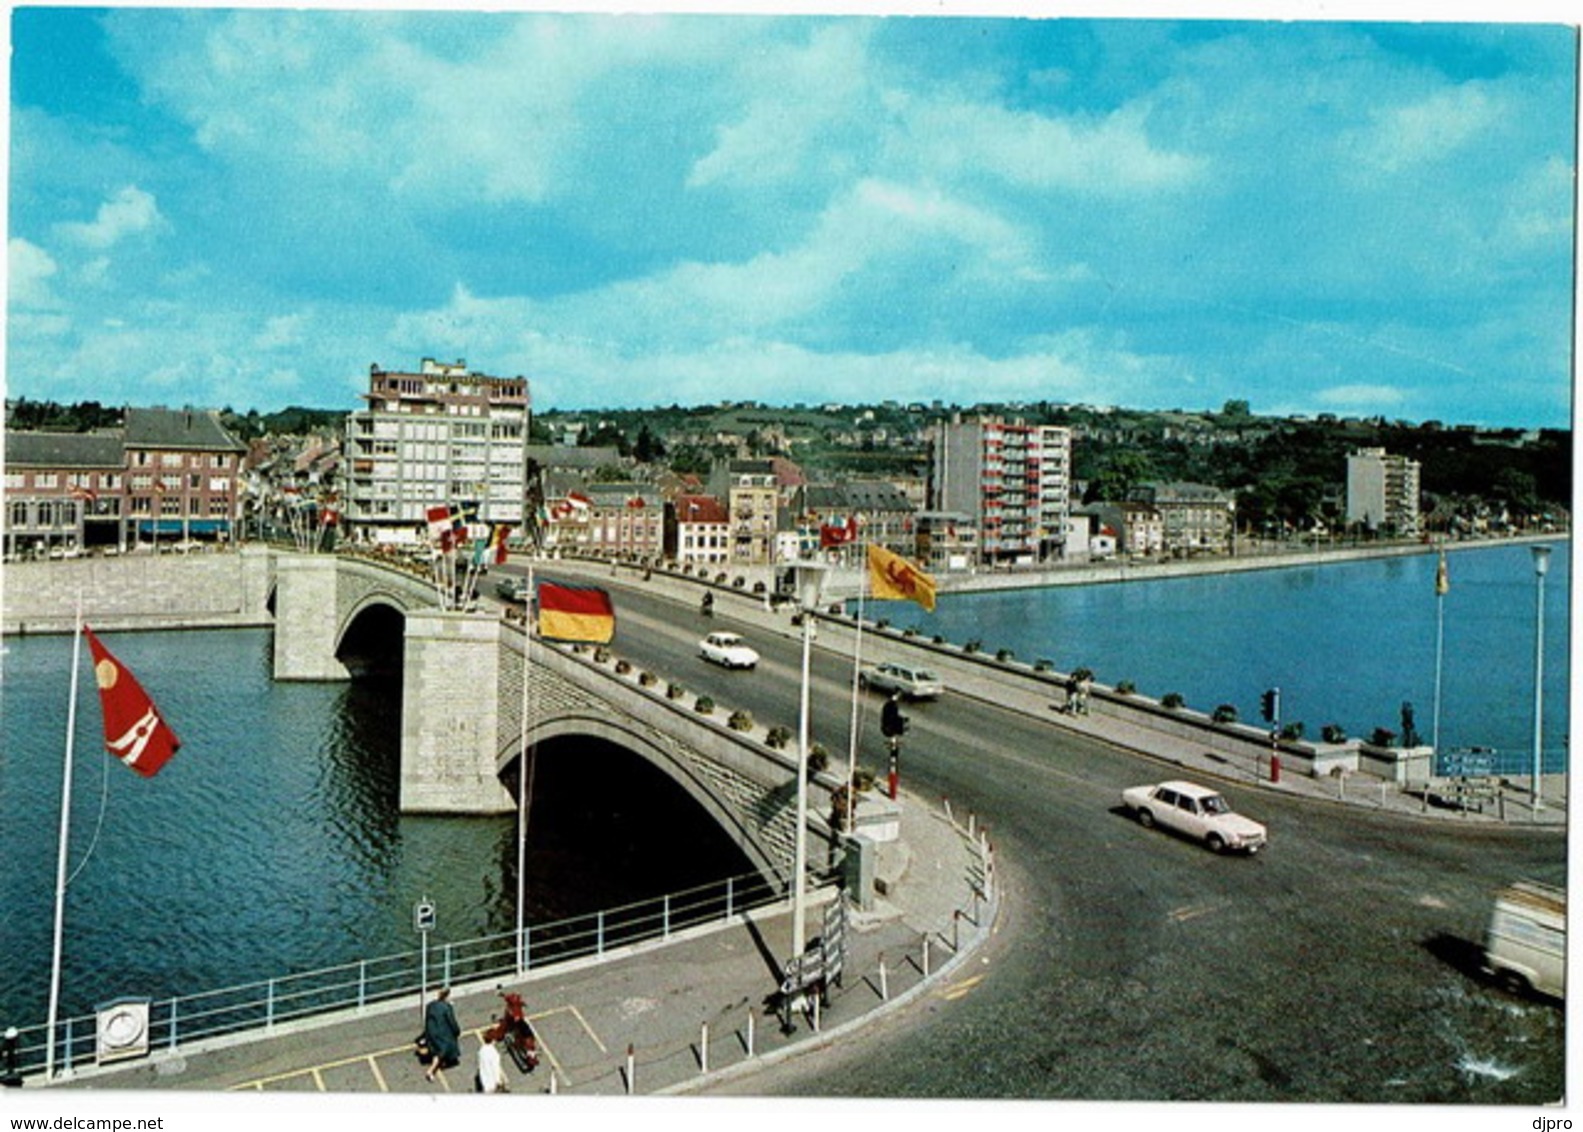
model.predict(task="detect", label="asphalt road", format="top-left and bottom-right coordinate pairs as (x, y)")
top-left (507, 567), bottom-right (1567, 1104)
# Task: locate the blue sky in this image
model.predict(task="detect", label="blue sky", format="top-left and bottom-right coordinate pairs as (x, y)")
top-left (5, 6), bottom-right (1577, 426)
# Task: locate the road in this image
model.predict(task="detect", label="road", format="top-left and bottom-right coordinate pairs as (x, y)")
top-left (502, 565), bottom-right (1567, 1103)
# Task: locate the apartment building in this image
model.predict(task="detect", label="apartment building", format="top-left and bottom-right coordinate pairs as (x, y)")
top-left (929, 415), bottom-right (1072, 564)
top-left (1132, 481), bottom-right (1235, 556)
top-left (3, 431), bottom-right (125, 558)
top-left (709, 459), bottom-right (779, 565)
top-left (343, 358), bottom-right (529, 545)
top-left (667, 493), bottom-right (731, 568)
top-left (123, 408), bottom-right (248, 546)
top-left (1346, 447), bottom-right (1422, 537)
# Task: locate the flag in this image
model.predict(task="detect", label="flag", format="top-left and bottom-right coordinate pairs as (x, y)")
top-left (538, 582), bottom-right (615, 643)
top-left (427, 505), bottom-right (452, 540)
top-left (489, 523), bottom-right (513, 565)
top-left (867, 543), bottom-right (936, 613)
top-left (83, 626), bottom-right (181, 777)
top-left (820, 516), bottom-right (859, 548)
top-left (1435, 550), bottom-right (1450, 596)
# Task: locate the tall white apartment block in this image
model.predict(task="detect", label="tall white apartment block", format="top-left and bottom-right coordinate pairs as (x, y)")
top-left (1346, 447), bottom-right (1421, 537)
top-left (931, 415), bottom-right (1073, 564)
top-left (344, 358), bottom-right (530, 544)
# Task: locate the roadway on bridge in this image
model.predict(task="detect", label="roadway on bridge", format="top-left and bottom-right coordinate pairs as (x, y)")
top-left (505, 562), bottom-right (1565, 1104)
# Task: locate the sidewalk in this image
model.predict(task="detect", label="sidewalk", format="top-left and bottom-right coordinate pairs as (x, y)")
top-left (44, 788), bottom-right (994, 1097)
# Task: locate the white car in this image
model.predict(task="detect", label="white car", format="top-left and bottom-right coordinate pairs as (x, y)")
top-left (699, 631), bottom-right (759, 670)
top-left (1121, 780), bottom-right (1268, 854)
top-left (859, 662), bottom-right (944, 700)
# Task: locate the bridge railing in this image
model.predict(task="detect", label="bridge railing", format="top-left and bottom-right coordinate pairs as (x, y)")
top-left (9, 865), bottom-right (813, 1082)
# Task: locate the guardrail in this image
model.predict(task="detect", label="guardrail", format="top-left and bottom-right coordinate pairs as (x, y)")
top-left (9, 866), bottom-right (812, 1082)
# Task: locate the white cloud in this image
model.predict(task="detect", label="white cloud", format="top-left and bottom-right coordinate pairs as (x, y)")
top-left (8, 238), bottom-right (61, 309)
top-left (55, 186), bottom-right (164, 249)
top-left (1349, 83), bottom-right (1505, 173)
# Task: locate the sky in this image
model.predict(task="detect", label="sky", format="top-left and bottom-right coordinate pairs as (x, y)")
top-left (4, 4), bottom-right (1578, 427)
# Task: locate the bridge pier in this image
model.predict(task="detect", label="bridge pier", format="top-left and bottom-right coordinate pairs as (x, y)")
top-left (400, 611), bottom-right (516, 814)
top-left (272, 555), bottom-right (349, 680)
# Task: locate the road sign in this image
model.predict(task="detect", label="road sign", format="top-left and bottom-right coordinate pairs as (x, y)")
top-left (414, 898), bottom-right (436, 934)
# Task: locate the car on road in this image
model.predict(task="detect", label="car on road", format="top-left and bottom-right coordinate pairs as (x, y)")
top-left (859, 661), bottom-right (944, 700)
top-left (1120, 780), bottom-right (1268, 854)
top-left (496, 576), bottom-right (531, 603)
top-left (699, 631), bottom-right (759, 670)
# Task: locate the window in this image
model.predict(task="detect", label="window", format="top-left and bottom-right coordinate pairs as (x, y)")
top-left (10, 502), bottom-right (28, 527)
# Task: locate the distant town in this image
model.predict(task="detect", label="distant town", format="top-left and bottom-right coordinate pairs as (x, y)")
top-left (4, 356), bottom-right (1570, 566)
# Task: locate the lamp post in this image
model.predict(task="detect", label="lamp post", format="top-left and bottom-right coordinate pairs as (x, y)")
top-left (790, 562), bottom-right (828, 960)
top-left (1530, 545), bottom-right (1551, 811)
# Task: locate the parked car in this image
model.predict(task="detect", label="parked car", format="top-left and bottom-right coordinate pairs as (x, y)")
top-left (496, 576), bottom-right (531, 603)
top-left (1483, 880), bottom-right (1565, 1000)
top-left (859, 661), bottom-right (944, 700)
top-left (1120, 780), bottom-right (1268, 854)
top-left (699, 631), bottom-right (759, 670)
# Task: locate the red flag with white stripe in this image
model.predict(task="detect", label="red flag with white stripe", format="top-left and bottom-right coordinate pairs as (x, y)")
top-left (83, 626), bottom-right (181, 777)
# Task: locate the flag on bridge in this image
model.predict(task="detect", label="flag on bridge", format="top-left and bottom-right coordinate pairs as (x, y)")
top-left (83, 626), bottom-right (182, 777)
top-left (537, 582), bottom-right (616, 643)
top-left (820, 516), bottom-right (858, 548)
top-left (867, 543), bottom-right (936, 613)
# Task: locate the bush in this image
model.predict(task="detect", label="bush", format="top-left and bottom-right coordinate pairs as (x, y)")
top-left (732, 576), bottom-right (745, 589)
top-left (1071, 666), bottom-right (1095, 682)
top-left (1321, 723), bottom-right (1347, 743)
top-left (1370, 727), bottom-right (1396, 748)
top-left (902, 627), bottom-right (918, 637)
top-left (639, 671), bottom-right (657, 687)
top-left (807, 744), bottom-right (830, 776)
top-left (1161, 692), bottom-right (1185, 710)
top-left (752, 581), bottom-right (766, 594)
top-left (963, 639), bottom-right (982, 654)
top-left (1212, 703), bottom-right (1239, 724)
top-left (1034, 659), bottom-right (1054, 673)
top-left (1280, 722), bottom-right (1305, 741)
top-left (1115, 680), bottom-right (1136, 695)
top-left (614, 659), bottom-right (631, 675)
top-left (594, 647), bottom-right (611, 664)
top-left (728, 709), bottom-right (754, 732)
top-left (875, 618), bottom-right (890, 630)
top-left (765, 725), bottom-right (792, 750)
top-left (996, 648), bottom-right (1015, 662)
top-left (667, 682), bottom-right (686, 700)
top-left (694, 695), bottom-right (715, 715)
top-left (932, 635), bottom-right (945, 645)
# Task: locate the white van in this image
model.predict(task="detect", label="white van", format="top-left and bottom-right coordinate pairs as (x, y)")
top-left (1483, 880), bottom-right (1565, 1000)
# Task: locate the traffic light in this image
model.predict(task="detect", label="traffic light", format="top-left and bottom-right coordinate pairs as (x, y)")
top-left (881, 697), bottom-right (909, 738)
top-left (1260, 687), bottom-right (1280, 724)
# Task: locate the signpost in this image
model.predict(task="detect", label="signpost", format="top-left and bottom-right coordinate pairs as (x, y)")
top-left (779, 895), bottom-right (850, 1032)
top-left (415, 897), bottom-right (436, 1021)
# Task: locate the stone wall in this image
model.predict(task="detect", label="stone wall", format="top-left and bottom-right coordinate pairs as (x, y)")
top-left (1, 547), bottom-right (273, 635)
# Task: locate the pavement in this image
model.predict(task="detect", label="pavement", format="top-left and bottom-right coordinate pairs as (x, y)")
top-left (40, 785), bottom-right (997, 1099)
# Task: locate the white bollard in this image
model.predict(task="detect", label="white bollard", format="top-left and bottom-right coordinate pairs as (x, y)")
top-left (700, 1022), bottom-right (709, 1075)
top-left (812, 992), bottom-right (821, 1033)
top-left (953, 910), bottom-right (961, 951)
top-left (968, 813), bottom-right (976, 837)
top-left (879, 954), bottom-right (889, 1000)
top-left (549, 1070), bottom-right (558, 1095)
top-left (747, 1009), bottom-right (755, 1057)
top-left (625, 1044), bottom-right (635, 1095)
top-left (923, 934), bottom-right (931, 977)
top-left (943, 796), bottom-right (954, 826)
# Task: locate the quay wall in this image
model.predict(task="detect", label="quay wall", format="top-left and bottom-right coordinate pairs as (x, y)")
top-left (1, 546), bottom-right (274, 636)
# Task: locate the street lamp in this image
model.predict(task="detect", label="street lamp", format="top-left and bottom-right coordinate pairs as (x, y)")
top-left (789, 562), bottom-right (827, 961)
top-left (1530, 545), bottom-right (1551, 811)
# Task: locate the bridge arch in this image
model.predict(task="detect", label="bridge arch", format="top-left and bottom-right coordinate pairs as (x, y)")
top-left (505, 714), bottom-right (788, 886)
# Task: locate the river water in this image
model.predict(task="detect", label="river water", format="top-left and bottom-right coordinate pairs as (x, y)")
top-left (868, 540), bottom-right (1571, 770)
top-left (0, 539), bottom-right (1569, 1030)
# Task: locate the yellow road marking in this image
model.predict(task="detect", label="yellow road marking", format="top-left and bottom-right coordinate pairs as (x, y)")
top-left (1167, 902), bottom-right (1222, 923)
top-left (311, 1067), bottom-right (326, 1092)
top-left (368, 1054), bottom-right (389, 1093)
top-left (939, 973), bottom-right (986, 1001)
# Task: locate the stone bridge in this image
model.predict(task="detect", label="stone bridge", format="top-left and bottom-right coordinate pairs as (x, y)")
top-left (271, 553), bottom-right (843, 889)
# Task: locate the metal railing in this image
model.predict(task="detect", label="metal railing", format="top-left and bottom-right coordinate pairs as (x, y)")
top-left (8, 866), bottom-right (803, 1081)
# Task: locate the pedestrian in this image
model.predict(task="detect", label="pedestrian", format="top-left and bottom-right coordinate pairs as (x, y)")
top-left (1077, 675), bottom-right (1092, 715)
top-left (475, 1023), bottom-right (509, 1093)
top-left (422, 987), bottom-right (462, 1082)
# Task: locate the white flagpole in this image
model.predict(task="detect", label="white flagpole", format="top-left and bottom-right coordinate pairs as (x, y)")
top-left (845, 535), bottom-right (867, 833)
top-left (46, 594), bottom-right (85, 1080)
top-left (515, 562), bottom-right (535, 974)
top-left (1432, 549), bottom-right (1447, 756)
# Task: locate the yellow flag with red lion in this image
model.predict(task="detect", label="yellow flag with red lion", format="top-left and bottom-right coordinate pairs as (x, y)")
top-left (867, 543), bottom-right (937, 613)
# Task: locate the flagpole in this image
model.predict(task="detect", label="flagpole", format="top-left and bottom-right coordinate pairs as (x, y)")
top-left (1432, 548), bottom-right (1447, 757)
top-left (516, 562), bottom-right (535, 975)
top-left (46, 594), bottom-right (86, 1080)
top-left (845, 539), bottom-right (867, 834)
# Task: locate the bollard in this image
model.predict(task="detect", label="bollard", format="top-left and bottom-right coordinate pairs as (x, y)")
top-left (922, 934), bottom-right (931, 977)
top-left (625, 1044), bottom-right (635, 1095)
top-left (700, 1022), bottom-right (708, 1075)
top-left (1270, 753), bottom-right (1281, 784)
top-left (812, 992), bottom-right (820, 1033)
top-left (549, 1070), bottom-right (558, 1095)
top-left (943, 796), bottom-right (954, 825)
top-left (746, 1009), bottom-right (755, 1057)
top-left (879, 954), bottom-right (889, 1001)
top-left (953, 909), bottom-right (961, 951)
top-left (968, 813), bottom-right (976, 837)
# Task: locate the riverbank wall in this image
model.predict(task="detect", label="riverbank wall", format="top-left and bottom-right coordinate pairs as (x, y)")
top-left (0, 545), bottom-right (275, 635)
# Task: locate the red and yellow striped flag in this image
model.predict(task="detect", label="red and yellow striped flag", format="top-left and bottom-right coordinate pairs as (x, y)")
top-left (537, 582), bottom-right (616, 643)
